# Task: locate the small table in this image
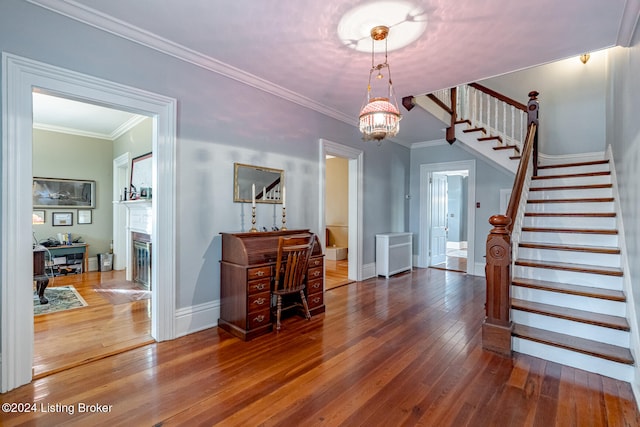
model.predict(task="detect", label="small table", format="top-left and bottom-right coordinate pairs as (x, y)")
top-left (48, 243), bottom-right (89, 274)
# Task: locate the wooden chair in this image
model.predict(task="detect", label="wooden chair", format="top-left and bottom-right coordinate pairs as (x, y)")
top-left (272, 235), bottom-right (314, 331)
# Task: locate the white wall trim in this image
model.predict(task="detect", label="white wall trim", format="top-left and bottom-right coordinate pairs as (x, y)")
top-left (361, 263), bottom-right (377, 280)
top-left (175, 301), bottom-right (220, 338)
top-left (418, 160), bottom-right (477, 275)
top-left (319, 139), bottom-right (364, 282)
top-left (26, 0), bottom-right (354, 127)
top-left (1, 53), bottom-right (177, 392)
top-left (537, 150), bottom-right (605, 165)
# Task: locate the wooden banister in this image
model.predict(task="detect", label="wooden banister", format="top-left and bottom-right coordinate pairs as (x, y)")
top-left (469, 83), bottom-right (528, 112)
top-left (482, 91), bottom-right (539, 356)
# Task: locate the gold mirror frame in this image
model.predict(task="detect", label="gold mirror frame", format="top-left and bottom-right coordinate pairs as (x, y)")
top-left (234, 163), bottom-right (284, 204)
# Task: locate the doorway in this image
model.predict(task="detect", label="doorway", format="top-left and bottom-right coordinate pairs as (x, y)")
top-left (418, 160), bottom-right (476, 275)
top-left (31, 92), bottom-right (153, 377)
top-left (2, 53), bottom-right (177, 392)
top-left (428, 170), bottom-right (469, 273)
top-left (319, 139), bottom-right (364, 283)
top-left (324, 155), bottom-right (352, 290)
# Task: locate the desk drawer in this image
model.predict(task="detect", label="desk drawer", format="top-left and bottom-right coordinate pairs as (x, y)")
top-left (248, 266), bottom-right (271, 280)
top-left (307, 278), bottom-right (323, 295)
top-left (307, 266), bottom-right (323, 281)
top-left (307, 292), bottom-right (324, 310)
top-left (248, 291), bottom-right (270, 312)
top-left (248, 277), bottom-right (270, 295)
top-left (247, 309), bottom-right (271, 330)
top-left (309, 257), bottom-right (324, 269)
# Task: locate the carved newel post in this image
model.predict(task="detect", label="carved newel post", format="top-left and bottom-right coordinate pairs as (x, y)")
top-left (482, 214), bottom-right (514, 356)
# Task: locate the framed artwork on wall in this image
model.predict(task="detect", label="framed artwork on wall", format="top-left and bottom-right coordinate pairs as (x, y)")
top-left (32, 210), bottom-right (45, 224)
top-left (130, 152), bottom-right (152, 199)
top-left (77, 209), bottom-right (92, 224)
top-left (33, 177), bottom-right (96, 208)
top-left (52, 212), bottom-right (73, 226)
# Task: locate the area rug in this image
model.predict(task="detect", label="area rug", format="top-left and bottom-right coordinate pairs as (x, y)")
top-left (33, 285), bottom-right (88, 316)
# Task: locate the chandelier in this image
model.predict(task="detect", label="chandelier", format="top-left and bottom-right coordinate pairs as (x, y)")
top-left (358, 25), bottom-right (401, 143)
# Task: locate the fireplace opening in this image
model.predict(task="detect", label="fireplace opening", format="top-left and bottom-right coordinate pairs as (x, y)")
top-left (132, 231), bottom-right (151, 290)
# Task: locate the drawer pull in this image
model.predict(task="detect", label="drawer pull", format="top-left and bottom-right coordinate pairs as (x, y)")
top-left (253, 315), bottom-right (265, 323)
top-left (254, 283), bottom-right (265, 291)
top-left (313, 271), bottom-right (320, 277)
top-left (312, 297), bottom-right (321, 304)
top-left (255, 271), bottom-right (265, 277)
top-left (311, 282), bottom-right (321, 290)
top-left (254, 297), bottom-right (266, 306)
top-left (312, 259), bottom-right (321, 266)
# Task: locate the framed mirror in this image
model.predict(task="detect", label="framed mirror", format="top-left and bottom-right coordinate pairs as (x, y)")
top-left (234, 163), bottom-right (284, 204)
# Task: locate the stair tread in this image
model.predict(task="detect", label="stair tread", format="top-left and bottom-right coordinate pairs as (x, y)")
top-left (532, 171), bottom-right (611, 180)
top-left (512, 277), bottom-right (625, 301)
top-left (512, 324), bottom-right (633, 365)
top-left (521, 226), bottom-right (618, 235)
top-left (537, 159), bottom-right (609, 170)
top-left (515, 258), bottom-right (623, 276)
top-left (528, 197), bottom-right (614, 203)
top-left (519, 242), bottom-right (621, 254)
top-left (478, 135), bottom-right (502, 141)
top-left (525, 212), bottom-right (616, 217)
top-left (512, 298), bottom-right (629, 330)
top-left (529, 183), bottom-right (612, 191)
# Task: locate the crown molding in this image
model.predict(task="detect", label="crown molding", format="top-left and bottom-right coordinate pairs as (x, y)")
top-left (26, 0), bottom-right (355, 126)
top-left (33, 113), bottom-right (147, 141)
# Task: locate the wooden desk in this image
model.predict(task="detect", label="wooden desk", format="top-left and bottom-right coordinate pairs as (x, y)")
top-left (48, 243), bottom-right (89, 275)
top-left (33, 247), bottom-right (49, 304)
top-left (219, 229), bottom-right (325, 341)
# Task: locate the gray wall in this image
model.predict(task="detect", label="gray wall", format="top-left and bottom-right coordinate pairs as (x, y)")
top-left (32, 129), bottom-right (113, 256)
top-left (607, 41), bottom-right (640, 336)
top-left (479, 51), bottom-right (608, 156)
top-left (0, 1), bottom-right (410, 311)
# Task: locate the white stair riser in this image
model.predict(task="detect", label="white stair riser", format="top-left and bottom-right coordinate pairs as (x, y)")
top-left (512, 338), bottom-right (633, 382)
top-left (523, 216), bottom-right (617, 229)
top-left (514, 265), bottom-right (623, 289)
top-left (531, 175), bottom-right (611, 187)
top-left (512, 286), bottom-right (625, 316)
top-left (526, 201), bottom-right (615, 213)
top-left (512, 310), bottom-right (629, 347)
top-left (537, 163), bottom-right (610, 176)
top-left (520, 231), bottom-right (619, 247)
top-left (517, 247), bottom-right (620, 268)
top-left (528, 187), bottom-right (613, 199)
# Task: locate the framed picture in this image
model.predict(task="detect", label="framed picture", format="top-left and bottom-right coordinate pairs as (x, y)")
top-left (32, 210), bottom-right (46, 225)
top-left (33, 177), bottom-right (96, 208)
top-left (77, 209), bottom-right (92, 224)
top-left (52, 212), bottom-right (73, 226)
top-left (130, 152), bottom-right (152, 199)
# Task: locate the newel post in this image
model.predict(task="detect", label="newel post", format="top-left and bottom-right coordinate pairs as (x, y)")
top-left (528, 90), bottom-right (539, 176)
top-left (482, 214), bottom-right (514, 356)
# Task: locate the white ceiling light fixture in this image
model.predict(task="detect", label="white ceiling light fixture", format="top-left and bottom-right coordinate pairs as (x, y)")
top-left (358, 25), bottom-right (401, 143)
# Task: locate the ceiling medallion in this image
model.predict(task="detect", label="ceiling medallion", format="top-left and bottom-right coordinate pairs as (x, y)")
top-left (358, 25), bottom-right (401, 143)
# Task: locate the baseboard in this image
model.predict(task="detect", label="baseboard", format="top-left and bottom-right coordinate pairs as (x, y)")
top-left (538, 150), bottom-right (605, 165)
top-left (474, 262), bottom-right (486, 277)
top-left (361, 262), bottom-right (376, 280)
top-left (175, 300), bottom-right (220, 338)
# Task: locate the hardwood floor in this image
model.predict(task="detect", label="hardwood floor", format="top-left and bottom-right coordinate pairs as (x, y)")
top-left (324, 259), bottom-right (353, 290)
top-left (3, 268), bottom-right (638, 426)
top-left (33, 270), bottom-right (153, 378)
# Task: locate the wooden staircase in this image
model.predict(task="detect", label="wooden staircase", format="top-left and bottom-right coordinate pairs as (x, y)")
top-left (510, 158), bottom-right (634, 381)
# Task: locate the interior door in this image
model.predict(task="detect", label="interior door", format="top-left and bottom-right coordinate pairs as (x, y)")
top-left (430, 173), bottom-right (448, 265)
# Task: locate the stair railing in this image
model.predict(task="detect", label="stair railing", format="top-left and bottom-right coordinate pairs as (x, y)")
top-left (429, 83), bottom-right (529, 151)
top-left (482, 91), bottom-right (539, 356)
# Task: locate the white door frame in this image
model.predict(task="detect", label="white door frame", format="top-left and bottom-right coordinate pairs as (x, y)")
top-left (319, 139), bottom-right (364, 281)
top-left (113, 153), bottom-right (131, 271)
top-left (1, 53), bottom-right (177, 392)
top-left (418, 160), bottom-right (476, 274)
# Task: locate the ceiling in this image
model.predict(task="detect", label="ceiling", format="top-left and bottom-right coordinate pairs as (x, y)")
top-left (29, 0), bottom-right (639, 146)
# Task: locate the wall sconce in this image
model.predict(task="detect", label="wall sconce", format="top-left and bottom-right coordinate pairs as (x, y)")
top-left (580, 53), bottom-right (590, 64)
